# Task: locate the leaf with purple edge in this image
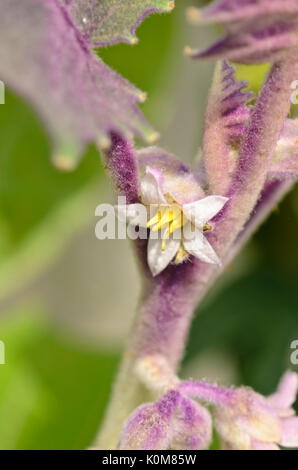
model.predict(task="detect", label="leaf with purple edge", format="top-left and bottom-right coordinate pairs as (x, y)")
top-left (189, 0), bottom-right (298, 25)
top-left (216, 61), bottom-right (254, 142)
top-left (186, 0), bottom-right (298, 64)
top-left (0, 0), bottom-right (162, 170)
top-left (67, 0), bottom-right (175, 47)
top-left (203, 60), bottom-right (254, 193)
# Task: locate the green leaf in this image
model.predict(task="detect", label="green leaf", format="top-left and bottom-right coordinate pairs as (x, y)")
top-left (0, 0), bottom-right (158, 168)
top-left (70, 0), bottom-right (174, 46)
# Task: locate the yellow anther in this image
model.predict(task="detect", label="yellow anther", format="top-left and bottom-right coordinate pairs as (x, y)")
top-left (147, 210), bottom-right (162, 228)
top-left (160, 211), bottom-right (185, 252)
top-left (161, 227), bottom-right (171, 251)
top-left (161, 222), bottom-right (176, 251)
top-left (203, 223), bottom-right (212, 232)
top-left (170, 214), bottom-right (185, 234)
top-left (151, 207), bottom-right (177, 232)
top-left (147, 205), bottom-right (187, 253)
top-left (175, 244), bottom-right (188, 264)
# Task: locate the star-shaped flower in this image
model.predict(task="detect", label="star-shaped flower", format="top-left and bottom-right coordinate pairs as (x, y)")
top-left (116, 166), bottom-right (228, 276)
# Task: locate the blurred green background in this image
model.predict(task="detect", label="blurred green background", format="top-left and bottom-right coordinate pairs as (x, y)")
top-left (0, 1), bottom-right (297, 449)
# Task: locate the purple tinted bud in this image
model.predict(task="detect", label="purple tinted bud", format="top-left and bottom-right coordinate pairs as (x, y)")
top-left (180, 371), bottom-right (298, 450)
top-left (119, 389), bottom-right (212, 450)
top-left (172, 396), bottom-right (212, 450)
top-left (119, 402), bottom-right (173, 450)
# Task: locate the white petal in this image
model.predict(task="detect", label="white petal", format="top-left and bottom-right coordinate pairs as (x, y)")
top-left (183, 228), bottom-right (221, 265)
top-left (140, 167), bottom-right (166, 205)
top-left (183, 196), bottom-right (229, 229)
top-left (115, 204), bottom-right (148, 227)
top-left (147, 230), bottom-right (180, 276)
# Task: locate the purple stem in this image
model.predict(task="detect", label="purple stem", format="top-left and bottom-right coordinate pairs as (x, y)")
top-left (179, 381), bottom-right (234, 406)
top-left (211, 50), bottom-right (298, 257)
top-left (132, 260), bottom-right (202, 367)
top-left (106, 132), bottom-right (139, 205)
top-left (97, 50), bottom-right (298, 449)
top-left (105, 132), bottom-right (203, 366)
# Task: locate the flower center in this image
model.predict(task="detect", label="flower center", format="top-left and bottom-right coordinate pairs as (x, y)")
top-left (147, 205), bottom-right (186, 251)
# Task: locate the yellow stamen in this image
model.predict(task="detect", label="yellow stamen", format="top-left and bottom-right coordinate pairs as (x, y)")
top-left (171, 215), bottom-right (185, 235)
top-left (151, 206), bottom-right (183, 232)
top-left (147, 209), bottom-right (162, 228)
top-left (151, 207), bottom-right (174, 231)
top-left (203, 223), bottom-right (212, 232)
top-left (161, 229), bottom-right (170, 252)
top-left (160, 211), bottom-right (186, 251)
top-left (147, 205), bottom-right (188, 252)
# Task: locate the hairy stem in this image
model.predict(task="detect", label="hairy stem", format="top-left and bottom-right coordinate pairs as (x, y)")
top-left (213, 51), bottom-right (298, 256)
top-left (96, 53), bottom-right (298, 449)
top-left (96, 260), bottom-right (206, 448)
